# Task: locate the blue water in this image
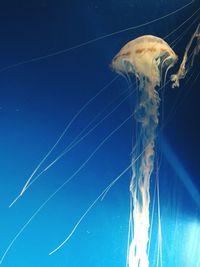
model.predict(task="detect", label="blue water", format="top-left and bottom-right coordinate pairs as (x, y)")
top-left (0, 1), bottom-right (200, 266)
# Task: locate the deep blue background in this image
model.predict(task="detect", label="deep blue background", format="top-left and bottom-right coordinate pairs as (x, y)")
top-left (0, 1), bottom-right (199, 266)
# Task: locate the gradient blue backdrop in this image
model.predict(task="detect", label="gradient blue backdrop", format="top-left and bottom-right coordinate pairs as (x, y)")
top-left (0, 1), bottom-right (200, 266)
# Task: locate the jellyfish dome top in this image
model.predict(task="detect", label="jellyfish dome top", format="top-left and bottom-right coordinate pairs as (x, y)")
top-left (112, 35), bottom-right (178, 267)
top-left (112, 35), bottom-right (178, 87)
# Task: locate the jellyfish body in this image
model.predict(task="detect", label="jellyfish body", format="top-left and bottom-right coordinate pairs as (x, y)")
top-left (112, 36), bottom-right (177, 267)
top-left (112, 35), bottom-right (177, 86)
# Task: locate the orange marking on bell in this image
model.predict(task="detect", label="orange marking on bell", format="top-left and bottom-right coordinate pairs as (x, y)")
top-left (135, 48), bottom-right (145, 54)
top-left (147, 47), bottom-right (157, 52)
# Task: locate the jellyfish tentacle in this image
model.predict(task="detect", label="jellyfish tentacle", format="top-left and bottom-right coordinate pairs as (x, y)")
top-left (9, 76), bottom-right (118, 208)
top-left (171, 23), bottom-right (200, 88)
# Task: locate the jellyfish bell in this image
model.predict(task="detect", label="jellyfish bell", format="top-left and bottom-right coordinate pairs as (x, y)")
top-left (111, 35), bottom-right (178, 87)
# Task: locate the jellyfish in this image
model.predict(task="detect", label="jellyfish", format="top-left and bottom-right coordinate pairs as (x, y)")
top-left (111, 36), bottom-right (178, 267)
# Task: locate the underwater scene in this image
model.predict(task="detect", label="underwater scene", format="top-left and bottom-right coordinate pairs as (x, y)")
top-left (0, 1), bottom-right (200, 266)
